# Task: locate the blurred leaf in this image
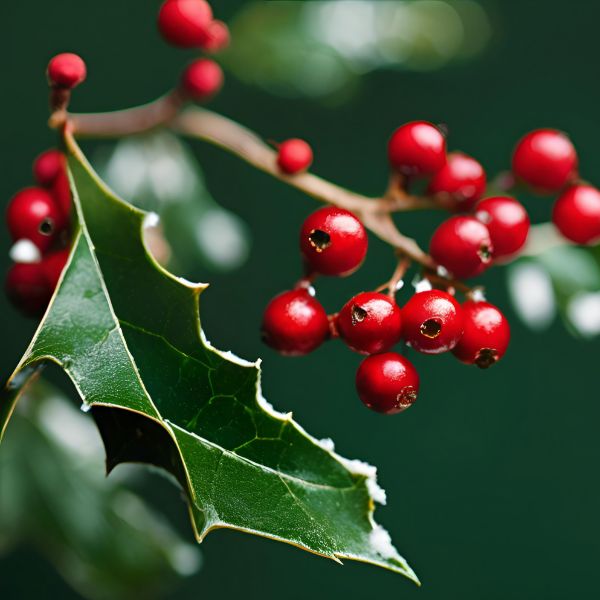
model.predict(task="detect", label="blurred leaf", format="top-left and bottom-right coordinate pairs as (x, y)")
top-left (222, 0), bottom-right (491, 99)
top-left (507, 224), bottom-right (600, 338)
top-left (96, 131), bottom-right (250, 276)
top-left (1, 133), bottom-right (418, 582)
top-left (0, 379), bottom-right (201, 600)
top-left (537, 246), bottom-right (600, 294)
top-left (507, 260), bottom-right (557, 331)
top-left (566, 292), bottom-right (600, 338)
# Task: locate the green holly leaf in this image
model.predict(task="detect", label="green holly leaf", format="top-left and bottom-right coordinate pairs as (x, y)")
top-left (0, 131), bottom-right (417, 583)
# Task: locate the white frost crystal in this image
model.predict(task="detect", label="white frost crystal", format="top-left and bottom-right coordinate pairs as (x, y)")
top-left (317, 437), bottom-right (335, 452)
top-left (369, 524), bottom-right (399, 559)
top-left (338, 457), bottom-right (387, 505)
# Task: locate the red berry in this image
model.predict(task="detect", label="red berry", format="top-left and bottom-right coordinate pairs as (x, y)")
top-left (475, 196), bottom-right (530, 260)
top-left (429, 216), bottom-right (493, 279)
top-left (452, 300), bottom-right (510, 368)
top-left (299, 207), bottom-right (368, 277)
top-left (552, 185), bottom-right (600, 245)
top-left (5, 263), bottom-right (52, 317)
top-left (157, 0), bottom-right (213, 48)
top-left (6, 188), bottom-right (65, 252)
top-left (337, 292), bottom-right (402, 355)
top-left (51, 169), bottom-right (73, 219)
top-left (33, 149), bottom-right (65, 187)
top-left (427, 152), bottom-right (486, 210)
top-left (181, 59), bottom-right (223, 101)
top-left (261, 289), bottom-right (329, 355)
top-left (388, 121), bottom-right (446, 176)
top-left (512, 129), bottom-right (577, 192)
top-left (201, 20), bottom-right (230, 52)
top-left (401, 290), bottom-right (463, 354)
top-left (47, 53), bottom-right (86, 89)
top-left (42, 249), bottom-right (70, 291)
top-left (277, 139), bottom-right (313, 175)
top-left (356, 353), bottom-right (419, 415)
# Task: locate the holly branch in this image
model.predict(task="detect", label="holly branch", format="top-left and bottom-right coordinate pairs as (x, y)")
top-left (57, 95), bottom-right (437, 269)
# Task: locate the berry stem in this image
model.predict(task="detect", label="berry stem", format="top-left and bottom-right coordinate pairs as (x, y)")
top-left (490, 170), bottom-right (517, 193)
top-left (376, 253), bottom-right (411, 297)
top-left (381, 172), bottom-right (435, 211)
top-left (48, 89), bottom-right (74, 131)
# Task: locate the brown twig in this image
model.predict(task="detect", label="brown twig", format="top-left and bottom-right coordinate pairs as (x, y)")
top-left (66, 90), bottom-right (185, 138)
top-left (57, 95), bottom-right (438, 268)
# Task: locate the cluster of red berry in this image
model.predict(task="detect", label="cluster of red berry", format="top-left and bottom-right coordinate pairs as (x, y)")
top-left (512, 129), bottom-right (600, 244)
top-left (261, 125), bottom-right (600, 416)
top-left (4, 53), bottom-right (88, 316)
top-left (158, 0), bottom-right (228, 102)
top-left (5, 149), bottom-right (72, 316)
top-left (261, 202), bottom-right (510, 415)
top-left (388, 121), bottom-right (532, 280)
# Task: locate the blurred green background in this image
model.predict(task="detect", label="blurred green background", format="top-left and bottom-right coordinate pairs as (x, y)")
top-left (1, 1), bottom-right (600, 598)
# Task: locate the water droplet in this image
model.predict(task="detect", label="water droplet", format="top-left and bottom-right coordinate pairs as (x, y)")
top-left (413, 276), bottom-right (433, 293)
top-left (470, 287), bottom-right (486, 302)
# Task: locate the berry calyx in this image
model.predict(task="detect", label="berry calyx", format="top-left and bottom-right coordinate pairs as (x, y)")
top-left (475, 196), bottom-right (530, 260)
top-left (300, 207), bottom-right (368, 277)
top-left (6, 187), bottom-right (65, 252)
top-left (355, 353), bottom-right (419, 415)
top-left (337, 292), bottom-right (402, 355)
top-left (452, 300), bottom-right (510, 368)
top-left (427, 152), bottom-right (486, 210)
top-left (277, 139), bottom-right (313, 175)
top-left (47, 53), bottom-right (87, 89)
top-left (429, 215), bottom-right (493, 279)
top-left (5, 263), bottom-right (52, 317)
top-left (512, 128), bottom-right (577, 192)
top-left (181, 59), bottom-right (223, 101)
top-left (552, 184), bottom-right (600, 245)
top-left (33, 149), bottom-right (65, 188)
top-left (261, 289), bottom-right (329, 355)
top-left (401, 290), bottom-right (463, 354)
top-left (42, 249), bottom-right (70, 290)
top-left (202, 20), bottom-right (230, 52)
top-left (388, 121), bottom-right (446, 176)
top-left (157, 0), bottom-right (213, 48)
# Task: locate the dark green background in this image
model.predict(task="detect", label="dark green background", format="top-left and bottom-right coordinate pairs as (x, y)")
top-left (1, 1), bottom-right (599, 598)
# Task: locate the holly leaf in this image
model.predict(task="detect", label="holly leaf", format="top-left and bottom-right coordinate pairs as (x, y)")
top-left (0, 131), bottom-right (417, 582)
